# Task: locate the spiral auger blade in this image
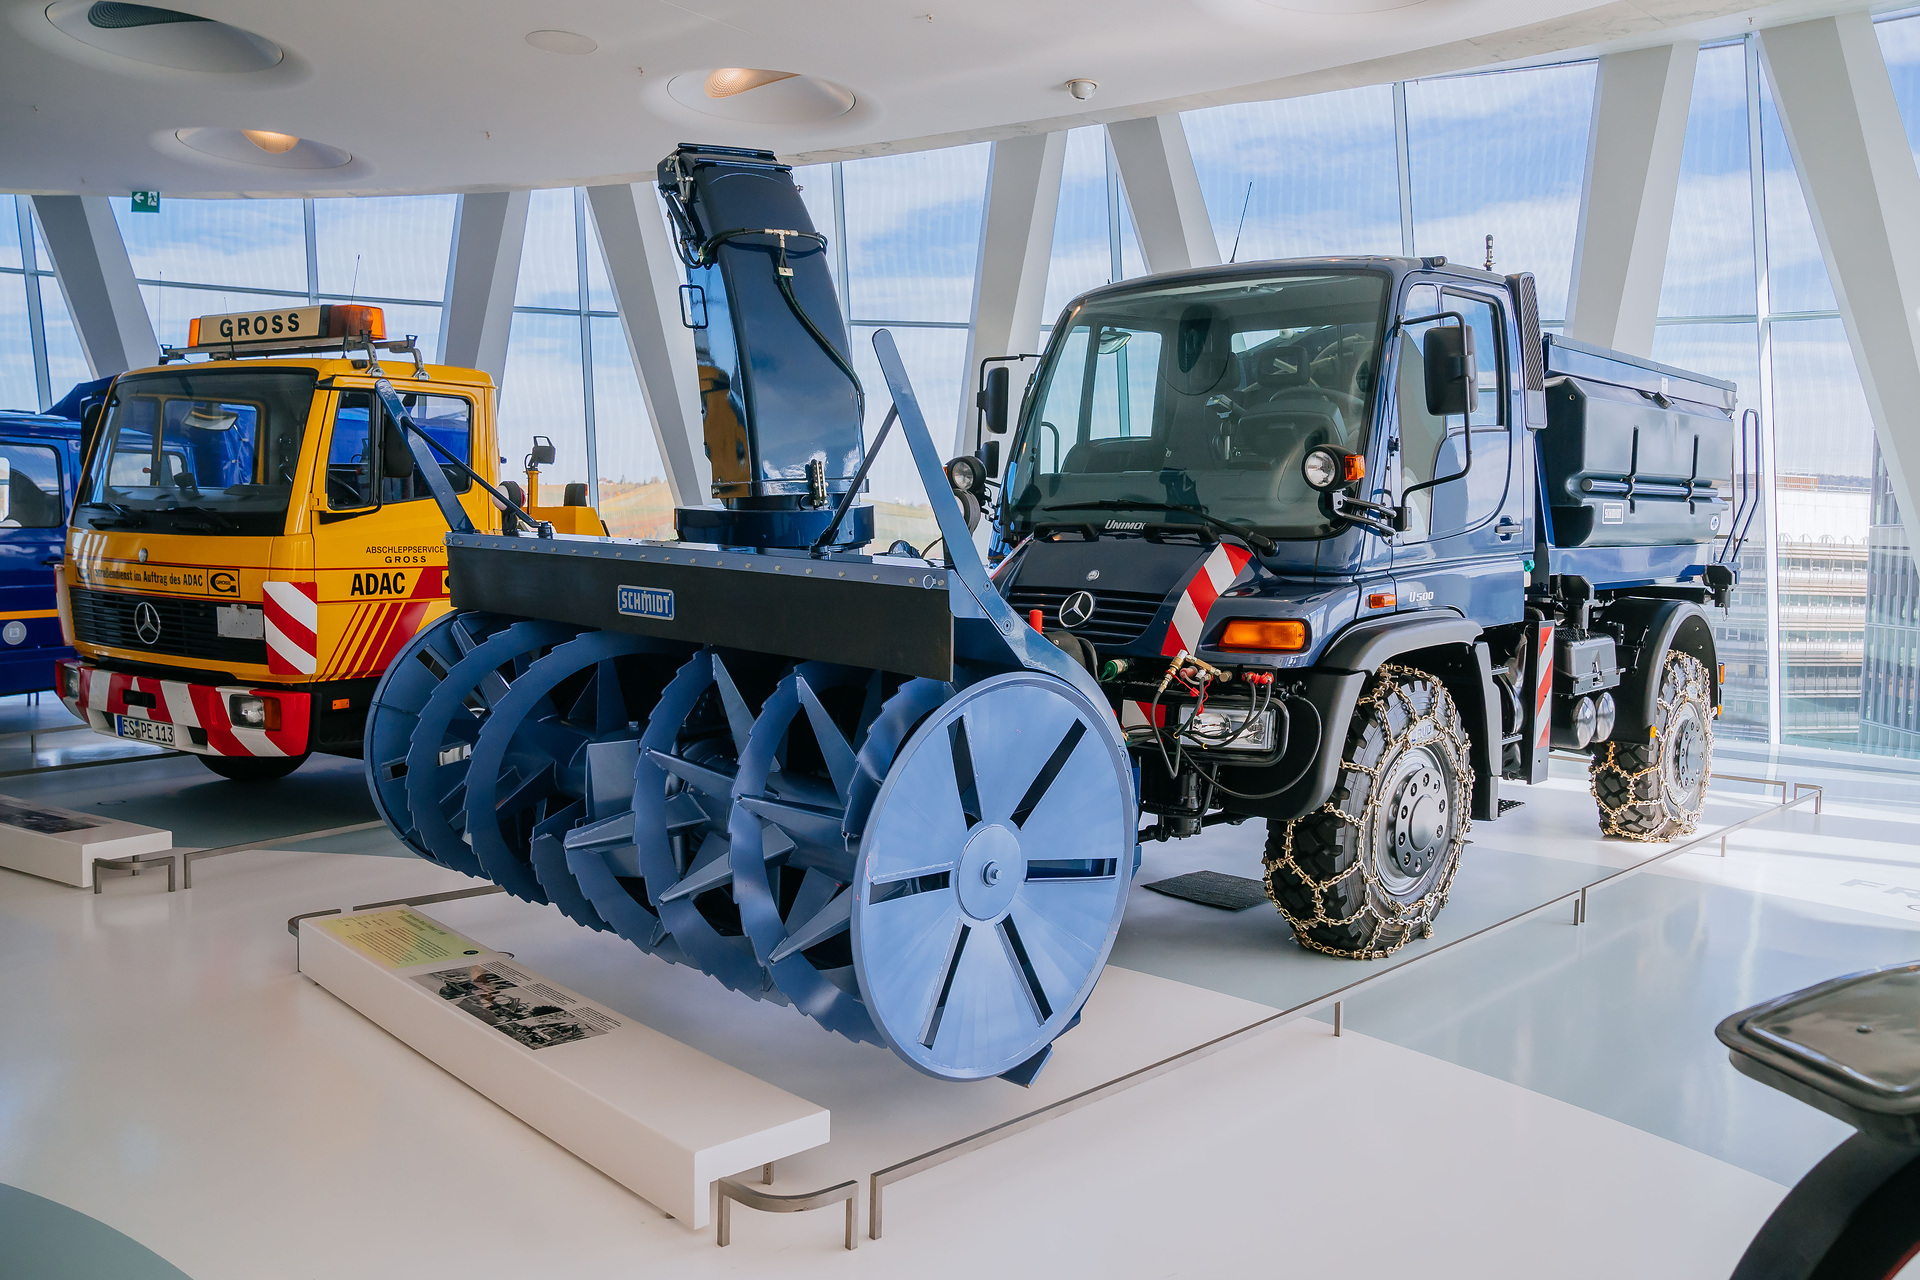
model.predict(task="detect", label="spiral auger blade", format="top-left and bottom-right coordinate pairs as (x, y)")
top-left (459, 629), bottom-right (691, 927)
top-left (598, 647), bottom-right (785, 999)
top-left (728, 664), bottom-right (904, 1044)
top-left (364, 610), bottom-right (518, 861)
top-left (398, 618), bottom-right (587, 879)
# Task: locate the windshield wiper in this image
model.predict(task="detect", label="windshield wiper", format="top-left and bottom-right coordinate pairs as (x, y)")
top-left (1039, 500), bottom-right (1278, 555)
top-left (84, 503), bottom-right (149, 530)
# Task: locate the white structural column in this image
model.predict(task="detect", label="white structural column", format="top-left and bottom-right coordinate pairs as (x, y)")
top-left (437, 191), bottom-right (529, 384)
top-left (1565, 42), bottom-right (1698, 356)
top-left (30, 195), bottom-right (158, 375)
top-left (955, 131), bottom-right (1068, 454)
top-left (1106, 115), bottom-right (1219, 274)
top-left (585, 183), bottom-right (710, 509)
top-left (1760, 14), bottom-right (1920, 544)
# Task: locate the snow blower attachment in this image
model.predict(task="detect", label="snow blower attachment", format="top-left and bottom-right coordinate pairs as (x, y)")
top-left (363, 145), bottom-right (1137, 1084)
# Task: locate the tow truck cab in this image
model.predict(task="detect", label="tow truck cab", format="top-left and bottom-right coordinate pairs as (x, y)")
top-left (55, 303), bottom-right (596, 779)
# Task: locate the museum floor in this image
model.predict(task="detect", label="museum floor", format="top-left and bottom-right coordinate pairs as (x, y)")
top-left (1, 690), bottom-right (1916, 1279)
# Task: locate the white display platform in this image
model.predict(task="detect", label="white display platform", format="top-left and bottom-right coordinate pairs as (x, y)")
top-left (0, 793), bottom-right (171, 888)
top-left (298, 905), bottom-right (829, 1229)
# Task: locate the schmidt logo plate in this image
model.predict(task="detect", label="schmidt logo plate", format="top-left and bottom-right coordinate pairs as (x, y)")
top-left (617, 585), bottom-right (675, 621)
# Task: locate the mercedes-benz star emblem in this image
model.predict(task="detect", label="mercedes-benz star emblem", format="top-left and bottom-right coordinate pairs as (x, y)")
top-left (1058, 590), bottom-right (1096, 629)
top-left (133, 601), bottom-right (163, 646)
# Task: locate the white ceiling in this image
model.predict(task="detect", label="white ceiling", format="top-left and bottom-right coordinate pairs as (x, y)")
top-left (0, 0), bottom-right (1868, 198)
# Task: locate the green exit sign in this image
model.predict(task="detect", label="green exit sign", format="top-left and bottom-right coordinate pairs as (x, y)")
top-left (130, 191), bottom-right (160, 213)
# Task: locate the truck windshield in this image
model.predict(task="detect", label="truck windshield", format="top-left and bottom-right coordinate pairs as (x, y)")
top-left (1004, 271), bottom-right (1388, 542)
top-left (77, 369), bottom-right (318, 537)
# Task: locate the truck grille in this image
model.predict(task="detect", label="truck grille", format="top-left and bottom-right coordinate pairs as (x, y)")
top-left (70, 589), bottom-right (269, 667)
top-left (1003, 586), bottom-right (1168, 647)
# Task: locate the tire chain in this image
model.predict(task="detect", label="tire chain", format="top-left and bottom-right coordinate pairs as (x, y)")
top-left (1590, 652), bottom-right (1713, 842)
top-left (1262, 663), bottom-right (1474, 960)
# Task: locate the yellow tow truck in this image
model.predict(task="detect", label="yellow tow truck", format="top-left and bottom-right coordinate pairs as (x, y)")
top-left (55, 302), bottom-right (600, 780)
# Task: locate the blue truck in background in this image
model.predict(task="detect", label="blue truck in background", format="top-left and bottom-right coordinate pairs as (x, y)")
top-left (0, 377), bottom-right (108, 695)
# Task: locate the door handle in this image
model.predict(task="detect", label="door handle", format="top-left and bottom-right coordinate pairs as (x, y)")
top-left (1494, 516), bottom-right (1521, 540)
top-left (40, 557), bottom-right (64, 567)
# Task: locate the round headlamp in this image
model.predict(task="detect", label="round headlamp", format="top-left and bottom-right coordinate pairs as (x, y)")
top-left (1302, 446), bottom-right (1342, 491)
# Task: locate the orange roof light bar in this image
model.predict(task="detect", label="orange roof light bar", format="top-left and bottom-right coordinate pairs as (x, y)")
top-left (1218, 618), bottom-right (1309, 652)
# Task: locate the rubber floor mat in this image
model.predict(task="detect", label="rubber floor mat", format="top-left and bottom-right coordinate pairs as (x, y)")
top-left (1143, 870), bottom-right (1269, 912)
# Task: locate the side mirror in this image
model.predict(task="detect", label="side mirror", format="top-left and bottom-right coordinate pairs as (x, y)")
top-left (679, 283), bottom-right (708, 330)
top-left (980, 366), bottom-right (1010, 435)
top-left (981, 439), bottom-right (1001, 479)
top-left (1423, 324), bottom-right (1476, 418)
top-left (381, 415), bottom-right (415, 480)
top-left (80, 403), bottom-right (105, 462)
top-left (528, 436), bottom-right (557, 467)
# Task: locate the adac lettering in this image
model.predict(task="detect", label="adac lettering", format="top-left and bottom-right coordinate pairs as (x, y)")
top-left (349, 570), bottom-right (409, 597)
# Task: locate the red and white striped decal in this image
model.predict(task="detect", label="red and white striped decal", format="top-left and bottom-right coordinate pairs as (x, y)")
top-left (1160, 544), bottom-right (1254, 658)
top-left (57, 659), bottom-right (310, 758)
top-left (1534, 622), bottom-right (1554, 755)
top-left (263, 580), bottom-right (319, 676)
top-left (1117, 544), bottom-right (1254, 730)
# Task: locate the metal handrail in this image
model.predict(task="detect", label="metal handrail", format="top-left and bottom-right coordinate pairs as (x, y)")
top-left (716, 1177), bottom-right (857, 1250)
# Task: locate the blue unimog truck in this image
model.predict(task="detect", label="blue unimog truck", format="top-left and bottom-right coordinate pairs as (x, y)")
top-left (0, 378), bottom-right (107, 695)
top-left (360, 144), bottom-right (1750, 1083)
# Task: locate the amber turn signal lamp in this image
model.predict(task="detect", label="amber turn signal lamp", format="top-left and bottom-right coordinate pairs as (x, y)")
top-left (1218, 619), bottom-right (1309, 652)
top-left (1341, 453), bottom-right (1366, 483)
top-left (1367, 592), bottom-right (1396, 609)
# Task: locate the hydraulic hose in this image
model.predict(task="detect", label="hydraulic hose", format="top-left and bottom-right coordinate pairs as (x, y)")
top-left (773, 249), bottom-right (865, 426)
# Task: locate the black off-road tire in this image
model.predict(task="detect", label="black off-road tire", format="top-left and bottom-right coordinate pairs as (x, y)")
top-left (197, 752), bottom-right (308, 782)
top-left (1262, 664), bottom-right (1473, 959)
top-left (1591, 650), bottom-right (1712, 841)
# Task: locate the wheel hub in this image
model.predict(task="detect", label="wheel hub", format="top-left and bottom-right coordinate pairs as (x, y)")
top-left (957, 823), bottom-right (1023, 922)
top-left (1671, 713), bottom-right (1708, 793)
top-left (1384, 754), bottom-right (1450, 883)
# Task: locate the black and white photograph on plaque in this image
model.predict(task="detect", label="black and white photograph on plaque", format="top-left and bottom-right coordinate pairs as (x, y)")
top-left (414, 961), bottom-right (621, 1050)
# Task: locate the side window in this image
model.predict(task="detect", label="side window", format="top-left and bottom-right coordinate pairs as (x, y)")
top-left (325, 391), bottom-right (473, 510)
top-left (1395, 285), bottom-right (1508, 539)
top-left (392, 394), bottom-right (472, 501)
top-left (0, 442), bottom-right (63, 528)
top-left (327, 394), bottom-right (376, 509)
top-left (1447, 291), bottom-right (1503, 428)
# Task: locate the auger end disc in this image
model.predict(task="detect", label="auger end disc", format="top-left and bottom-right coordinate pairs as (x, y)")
top-left (850, 672), bottom-right (1135, 1082)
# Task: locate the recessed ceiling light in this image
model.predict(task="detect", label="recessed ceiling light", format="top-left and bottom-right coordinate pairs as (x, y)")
top-left (704, 68), bottom-right (798, 99)
top-left (669, 71), bottom-right (856, 123)
top-left (173, 127), bottom-right (351, 170)
top-left (45, 0), bottom-right (282, 72)
top-left (241, 129), bottom-right (298, 154)
top-left (525, 29), bottom-right (597, 55)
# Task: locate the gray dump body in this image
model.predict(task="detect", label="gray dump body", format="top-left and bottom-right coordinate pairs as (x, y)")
top-left (1538, 335), bottom-right (1739, 585)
